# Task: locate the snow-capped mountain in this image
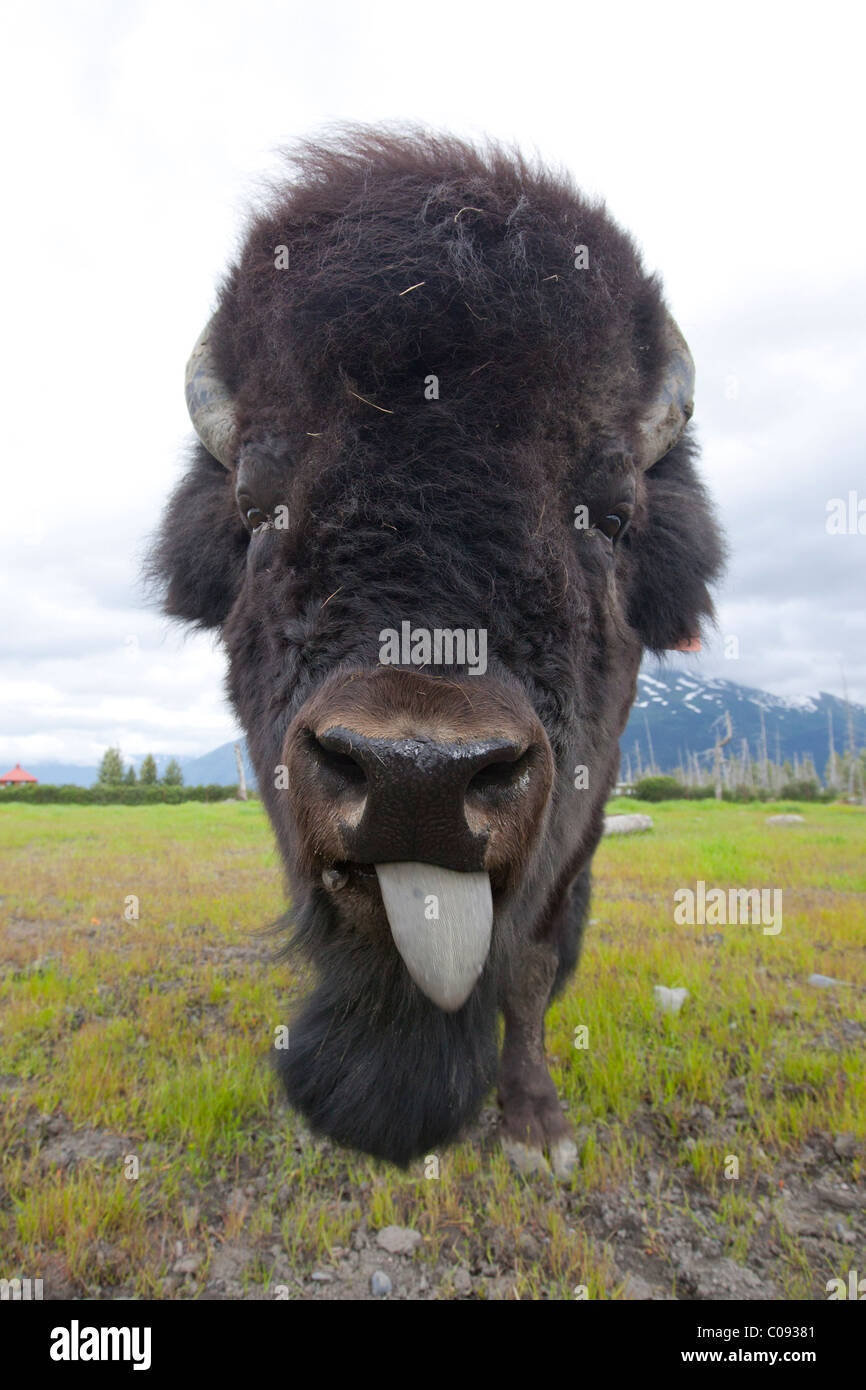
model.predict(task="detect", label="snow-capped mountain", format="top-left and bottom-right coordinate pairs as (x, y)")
top-left (14, 671), bottom-right (866, 786)
top-left (622, 665), bottom-right (866, 777)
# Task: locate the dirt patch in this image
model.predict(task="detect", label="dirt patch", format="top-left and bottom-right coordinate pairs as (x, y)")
top-left (2, 1097), bottom-right (862, 1301)
top-left (185, 1109), bottom-right (864, 1301)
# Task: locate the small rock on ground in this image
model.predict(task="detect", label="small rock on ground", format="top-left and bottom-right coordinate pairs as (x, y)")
top-left (654, 985), bottom-right (689, 1015)
top-left (375, 1225), bottom-right (422, 1256)
top-left (604, 814), bottom-right (653, 835)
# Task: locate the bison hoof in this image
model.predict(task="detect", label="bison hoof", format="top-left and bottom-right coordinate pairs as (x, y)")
top-left (499, 1083), bottom-right (579, 1183)
top-left (502, 1139), bottom-right (552, 1179)
top-left (549, 1137), bottom-right (578, 1181)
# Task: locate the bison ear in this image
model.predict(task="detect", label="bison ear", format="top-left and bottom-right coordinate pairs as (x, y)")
top-left (625, 437), bottom-right (725, 656)
top-left (147, 446), bottom-right (248, 629)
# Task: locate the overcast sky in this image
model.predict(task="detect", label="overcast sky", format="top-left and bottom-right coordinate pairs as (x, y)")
top-left (2, 0), bottom-right (864, 767)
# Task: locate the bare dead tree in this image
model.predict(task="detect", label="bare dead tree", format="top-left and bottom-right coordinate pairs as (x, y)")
top-left (759, 705), bottom-right (769, 789)
top-left (841, 669), bottom-right (865, 804)
top-left (711, 711), bottom-right (733, 800)
top-left (741, 738), bottom-right (754, 788)
top-left (827, 708), bottom-right (838, 790)
top-left (643, 714), bottom-right (658, 777)
top-left (234, 742), bottom-right (248, 801)
top-left (683, 746), bottom-right (694, 787)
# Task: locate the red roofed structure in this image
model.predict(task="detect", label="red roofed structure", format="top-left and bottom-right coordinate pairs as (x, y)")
top-left (0, 764), bottom-right (38, 786)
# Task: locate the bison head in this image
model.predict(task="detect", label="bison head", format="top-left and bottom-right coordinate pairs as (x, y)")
top-left (151, 128), bottom-right (723, 1169)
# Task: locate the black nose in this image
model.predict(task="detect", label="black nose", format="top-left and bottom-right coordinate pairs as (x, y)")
top-left (306, 726), bottom-right (532, 871)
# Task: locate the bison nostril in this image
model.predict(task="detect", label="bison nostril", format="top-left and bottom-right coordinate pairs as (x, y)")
top-left (466, 749), bottom-right (532, 805)
top-left (305, 731), bottom-right (368, 794)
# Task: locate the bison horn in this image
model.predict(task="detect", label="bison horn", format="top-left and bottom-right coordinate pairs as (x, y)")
top-left (184, 309), bottom-right (692, 473)
top-left (184, 318), bottom-right (238, 469)
top-left (636, 314), bottom-right (695, 470)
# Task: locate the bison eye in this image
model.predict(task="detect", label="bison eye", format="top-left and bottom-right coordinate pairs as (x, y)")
top-left (237, 490), bottom-right (270, 532)
top-left (597, 512), bottom-right (627, 540)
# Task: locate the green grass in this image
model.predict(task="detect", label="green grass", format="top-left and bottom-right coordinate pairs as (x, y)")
top-left (0, 798), bottom-right (863, 1299)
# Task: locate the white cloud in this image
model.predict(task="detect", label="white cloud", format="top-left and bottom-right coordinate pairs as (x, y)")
top-left (1, 0), bottom-right (863, 765)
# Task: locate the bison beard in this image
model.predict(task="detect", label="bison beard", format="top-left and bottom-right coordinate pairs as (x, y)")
top-left (149, 125), bottom-right (724, 1175)
top-left (275, 892), bottom-right (502, 1166)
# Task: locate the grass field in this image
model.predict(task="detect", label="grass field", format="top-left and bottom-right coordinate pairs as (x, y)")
top-left (0, 798), bottom-right (863, 1300)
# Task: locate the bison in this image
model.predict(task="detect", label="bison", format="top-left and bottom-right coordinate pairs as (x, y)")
top-left (151, 127), bottom-right (723, 1177)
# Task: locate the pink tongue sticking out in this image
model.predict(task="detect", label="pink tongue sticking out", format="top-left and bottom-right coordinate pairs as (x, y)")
top-left (374, 862), bottom-right (493, 1012)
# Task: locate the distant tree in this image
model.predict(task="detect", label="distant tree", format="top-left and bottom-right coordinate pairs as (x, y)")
top-left (838, 748), bottom-right (866, 804)
top-left (124, 765), bottom-right (137, 785)
top-left (97, 747), bottom-right (125, 785)
top-left (163, 758), bottom-right (184, 786)
top-left (633, 775), bottom-right (685, 802)
top-left (778, 777), bottom-right (823, 802)
top-left (139, 754), bottom-right (157, 785)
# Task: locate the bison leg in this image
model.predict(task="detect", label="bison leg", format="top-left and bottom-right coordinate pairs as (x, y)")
top-left (497, 938), bottom-right (578, 1181)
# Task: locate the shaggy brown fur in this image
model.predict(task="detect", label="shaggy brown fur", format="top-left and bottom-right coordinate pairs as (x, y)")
top-left (150, 125), bottom-right (724, 1167)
